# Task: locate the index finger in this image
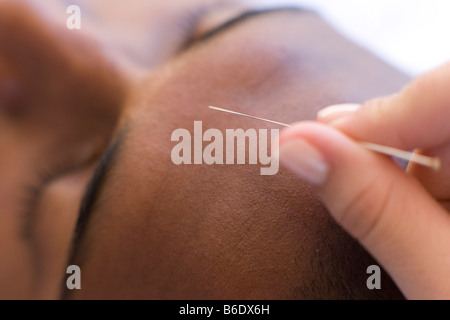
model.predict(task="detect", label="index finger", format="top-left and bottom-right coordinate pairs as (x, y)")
top-left (320, 61), bottom-right (450, 151)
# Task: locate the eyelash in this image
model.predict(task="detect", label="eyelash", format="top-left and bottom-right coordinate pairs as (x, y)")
top-left (177, 3), bottom-right (222, 48)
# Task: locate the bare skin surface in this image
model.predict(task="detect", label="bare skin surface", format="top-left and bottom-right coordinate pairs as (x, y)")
top-left (0, 1), bottom-right (408, 299)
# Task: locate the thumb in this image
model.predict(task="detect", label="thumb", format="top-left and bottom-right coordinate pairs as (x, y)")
top-left (277, 122), bottom-right (450, 299)
top-left (318, 61), bottom-right (450, 150)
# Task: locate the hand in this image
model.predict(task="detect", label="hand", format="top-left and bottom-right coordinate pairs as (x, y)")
top-left (277, 62), bottom-right (450, 299)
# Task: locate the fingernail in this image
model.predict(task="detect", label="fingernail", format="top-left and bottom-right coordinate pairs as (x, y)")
top-left (279, 139), bottom-right (329, 186)
top-left (317, 103), bottom-right (360, 123)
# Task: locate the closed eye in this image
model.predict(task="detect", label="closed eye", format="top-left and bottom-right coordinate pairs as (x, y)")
top-left (182, 7), bottom-right (306, 51)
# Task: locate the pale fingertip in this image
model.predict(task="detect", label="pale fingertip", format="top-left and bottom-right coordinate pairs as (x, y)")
top-left (278, 139), bottom-right (329, 187)
top-left (317, 103), bottom-right (361, 123)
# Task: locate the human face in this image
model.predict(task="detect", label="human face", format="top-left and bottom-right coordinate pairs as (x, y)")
top-left (0, 0), bottom-right (242, 299)
top-left (63, 5), bottom-right (409, 299)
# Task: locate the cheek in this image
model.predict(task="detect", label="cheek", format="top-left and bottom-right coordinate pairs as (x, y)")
top-left (34, 171), bottom-right (92, 299)
top-left (0, 216), bottom-right (35, 299)
top-left (0, 163), bottom-right (39, 298)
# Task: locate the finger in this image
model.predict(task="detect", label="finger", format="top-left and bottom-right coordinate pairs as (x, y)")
top-left (318, 61), bottom-right (450, 150)
top-left (407, 145), bottom-right (450, 201)
top-left (278, 122), bottom-right (450, 299)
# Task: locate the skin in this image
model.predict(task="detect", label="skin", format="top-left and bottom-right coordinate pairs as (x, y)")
top-left (0, 1), bottom-right (129, 299)
top-left (279, 62), bottom-right (450, 299)
top-left (0, 0), bottom-right (409, 299)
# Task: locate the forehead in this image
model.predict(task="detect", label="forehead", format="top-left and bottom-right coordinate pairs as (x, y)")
top-left (72, 8), bottom-right (318, 262)
top-left (69, 7), bottom-right (411, 298)
top-left (127, 10), bottom-right (316, 113)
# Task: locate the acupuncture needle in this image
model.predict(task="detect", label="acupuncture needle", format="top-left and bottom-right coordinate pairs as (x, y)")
top-left (208, 106), bottom-right (442, 171)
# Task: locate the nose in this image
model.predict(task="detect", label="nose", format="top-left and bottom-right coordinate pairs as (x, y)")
top-left (0, 61), bottom-right (22, 117)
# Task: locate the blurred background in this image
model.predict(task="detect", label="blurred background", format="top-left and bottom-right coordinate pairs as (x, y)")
top-left (252, 0), bottom-right (450, 76)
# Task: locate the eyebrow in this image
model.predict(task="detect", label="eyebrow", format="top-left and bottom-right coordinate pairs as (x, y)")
top-left (66, 6), bottom-right (306, 266)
